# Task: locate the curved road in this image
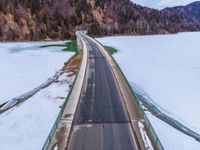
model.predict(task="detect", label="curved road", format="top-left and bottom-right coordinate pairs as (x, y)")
top-left (46, 33), bottom-right (157, 150)
top-left (67, 35), bottom-right (139, 150)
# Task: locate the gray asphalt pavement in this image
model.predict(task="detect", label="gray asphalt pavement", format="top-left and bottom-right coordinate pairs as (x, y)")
top-left (67, 35), bottom-right (139, 150)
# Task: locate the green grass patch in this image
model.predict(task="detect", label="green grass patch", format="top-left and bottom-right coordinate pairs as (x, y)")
top-left (40, 41), bottom-right (78, 52)
top-left (63, 40), bottom-right (78, 52)
top-left (103, 46), bottom-right (118, 55)
top-left (40, 41), bottom-right (116, 54)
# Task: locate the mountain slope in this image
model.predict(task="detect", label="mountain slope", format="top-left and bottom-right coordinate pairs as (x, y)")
top-left (164, 1), bottom-right (200, 23)
top-left (131, 0), bottom-right (197, 10)
top-left (0, 0), bottom-right (199, 41)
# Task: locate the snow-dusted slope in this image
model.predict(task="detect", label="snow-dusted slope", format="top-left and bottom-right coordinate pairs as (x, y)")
top-left (0, 42), bottom-right (73, 105)
top-left (97, 32), bottom-right (200, 149)
top-left (132, 0), bottom-right (197, 9)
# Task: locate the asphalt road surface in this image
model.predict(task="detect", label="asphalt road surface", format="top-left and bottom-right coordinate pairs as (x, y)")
top-left (67, 35), bottom-right (139, 150)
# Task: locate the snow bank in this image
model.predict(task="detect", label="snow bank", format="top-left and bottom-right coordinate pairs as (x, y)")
top-left (97, 32), bottom-right (200, 149)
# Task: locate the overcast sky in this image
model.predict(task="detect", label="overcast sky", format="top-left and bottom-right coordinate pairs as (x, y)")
top-left (132, 0), bottom-right (197, 9)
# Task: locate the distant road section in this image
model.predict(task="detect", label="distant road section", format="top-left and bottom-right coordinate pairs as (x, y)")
top-left (46, 32), bottom-right (159, 150)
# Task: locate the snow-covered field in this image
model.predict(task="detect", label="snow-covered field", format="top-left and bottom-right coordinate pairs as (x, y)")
top-left (0, 41), bottom-right (75, 149)
top-left (131, 0), bottom-right (196, 9)
top-left (0, 41), bottom-right (73, 105)
top-left (0, 73), bottom-right (74, 150)
top-left (97, 32), bottom-right (200, 149)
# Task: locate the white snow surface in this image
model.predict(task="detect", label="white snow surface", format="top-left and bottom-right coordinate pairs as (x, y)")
top-left (0, 73), bottom-right (74, 150)
top-left (147, 113), bottom-right (200, 150)
top-left (97, 32), bottom-right (200, 148)
top-left (138, 121), bottom-right (154, 150)
top-left (131, 0), bottom-right (196, 9)
top-left (0, 41), bottom-right (73, 105)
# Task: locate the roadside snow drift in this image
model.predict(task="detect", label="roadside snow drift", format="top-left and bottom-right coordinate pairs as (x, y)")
top-left (97, 32), bottom-right (200, 149)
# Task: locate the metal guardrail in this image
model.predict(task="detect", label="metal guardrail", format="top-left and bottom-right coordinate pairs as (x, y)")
top-left (42, 39), bottom-right (83, 150)
top-left (134, 92), bottom-right (164, 150)
top-left (113, 56), bottom-right (164, 150)
top-left (112, 56), bottom-right (164, 150)
top-left (93, 39), bottom-right (164, 150)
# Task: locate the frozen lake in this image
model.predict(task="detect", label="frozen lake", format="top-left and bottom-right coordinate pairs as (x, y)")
top-left (0, 41), bottom-right (75, 150)
top-left (0, 41), bottom-right (74, 104)
top-left (97, 32), bottom-right (200, 149)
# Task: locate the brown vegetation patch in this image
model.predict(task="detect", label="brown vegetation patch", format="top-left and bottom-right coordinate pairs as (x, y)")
top-left (0, 0), bottom-right (199, 41)
top-left (62, 52), bottom-right (82, 75)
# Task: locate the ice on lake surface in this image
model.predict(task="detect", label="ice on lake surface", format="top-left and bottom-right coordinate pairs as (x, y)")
top-left (0, 41), bottom-right (74, 104)
top-left (0, 41), bottom-right (75, 150)
top-left (97, 31), bottom-right (200, 149)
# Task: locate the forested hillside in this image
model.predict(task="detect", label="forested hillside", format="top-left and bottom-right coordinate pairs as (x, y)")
top-left (0, 0), bottom-right (199, 41)
top-left (164, 1), bottom-right (200, 24)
